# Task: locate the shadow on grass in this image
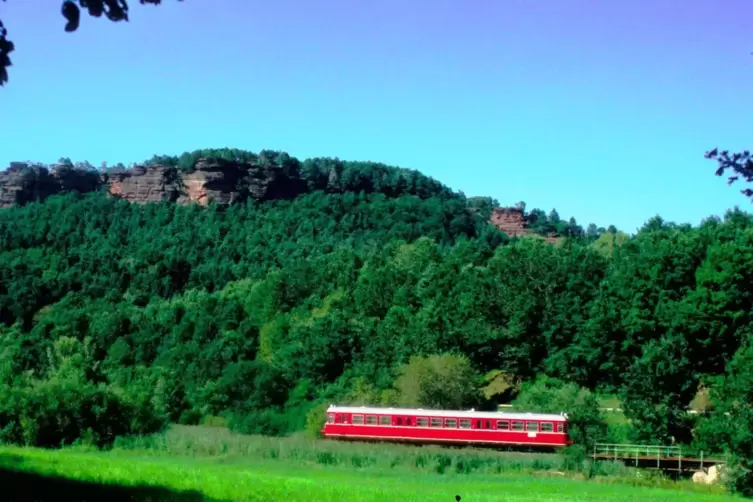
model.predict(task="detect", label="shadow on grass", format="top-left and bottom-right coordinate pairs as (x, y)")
top-left (0, 454), bottom-right (225, 502)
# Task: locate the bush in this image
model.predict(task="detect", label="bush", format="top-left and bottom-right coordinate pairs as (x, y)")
top-left (0, 379), bottom-right (167, 448)
top-left (226, 408), bottom-right (291, 437)
top-left (513, 375), bottom-right (607, 452)
top-left (559, 444), bottom-right (588, 473)
top-left (304, 403), bottom-right (329, 439)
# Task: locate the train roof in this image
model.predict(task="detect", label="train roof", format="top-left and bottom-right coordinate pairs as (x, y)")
top-left (326, 405), bottom-right (568, 422)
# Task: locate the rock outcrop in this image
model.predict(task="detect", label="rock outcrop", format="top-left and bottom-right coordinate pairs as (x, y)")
top-left (692, 464), bottom-right (727, 485)
top-left (0, 158), bottom-right (309, 209)
top-left (490, 207), bottom-right (528, 237)
top-left (1, 160), bottom-right (562, 245)
top-left (104, 165), bottom-right (182, 204)
top-left (0, 162), bottom-right (101, 208)
top-left (490, 206), bottom-right (560, 243)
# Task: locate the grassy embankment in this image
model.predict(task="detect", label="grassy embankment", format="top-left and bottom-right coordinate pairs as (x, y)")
top-left (0, 424), bottom-right (739, 502)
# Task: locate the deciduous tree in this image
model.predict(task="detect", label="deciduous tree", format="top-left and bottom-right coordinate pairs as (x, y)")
top-left (392, 354), bottom-right (484, 410)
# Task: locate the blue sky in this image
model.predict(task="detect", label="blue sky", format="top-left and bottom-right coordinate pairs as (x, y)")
top-left (0, 0), bottom-right (751, 233)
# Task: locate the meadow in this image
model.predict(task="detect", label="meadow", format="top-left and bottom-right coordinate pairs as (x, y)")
top-left (0, 425), bottom-right (740, 502)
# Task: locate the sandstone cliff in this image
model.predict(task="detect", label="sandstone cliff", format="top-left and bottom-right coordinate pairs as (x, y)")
top-left (0, 157), bottom-right (309, 209)
top-left (490, 207), bottom-right (528, 237)
top-left (0, 162), bottom-right (101, 207)
top-left (0, 159), bottom-right (560, 243)
top-left (490, 206), bottom-right (560, 243)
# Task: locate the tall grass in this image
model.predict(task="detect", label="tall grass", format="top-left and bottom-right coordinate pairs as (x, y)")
top-left (114, 425), bottom-right (582, 474)
top-left (107, 425), bottom-right (734, 496)
top-left (112, 425), bottom-right (636, 477)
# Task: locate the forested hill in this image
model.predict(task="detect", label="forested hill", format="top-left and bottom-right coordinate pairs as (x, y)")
top-left (0, 147), bottom-right (607, 240)
top-left (2, 146), bottom-right (753, 493)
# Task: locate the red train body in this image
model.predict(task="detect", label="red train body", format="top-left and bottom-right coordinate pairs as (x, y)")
top-left (321, 405), bottom-right (572, 449)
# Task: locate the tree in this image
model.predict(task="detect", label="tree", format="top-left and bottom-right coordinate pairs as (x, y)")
top-left (392, 353), bottom-right (484, 410)
top-left (696, 338), bottom-right (753, 495)
top-left (0, 18), bottom-right (10, 85)
top-left (548, 208), bottom-right (561, 224)
top-left (619, 335), bottom-right (697, 444)
top-left (513, 375), bottom-right (606, 452)
top-left (707, 148), bottom-right (753, 201)
top-left (0, 0), bottom-right (183, 86)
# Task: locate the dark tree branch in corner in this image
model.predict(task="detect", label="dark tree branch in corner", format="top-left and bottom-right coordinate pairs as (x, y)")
top-left (0, 19), bottom-right (12, 86)
top-left (0, 0), bottom-right (183, 86)
top-left (707, 148), bottom-right (753, 200)
top-left (707, 52), bottom-right (752, 202)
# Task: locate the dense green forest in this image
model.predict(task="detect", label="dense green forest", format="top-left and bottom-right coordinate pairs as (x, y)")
top-left (2, 147), bottom-right (753, 493)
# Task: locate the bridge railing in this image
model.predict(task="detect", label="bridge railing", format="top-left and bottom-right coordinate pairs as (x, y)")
top-left (593, 443), bottom-right (727, 467)
top-left (594, 443), bottom-right (682, 459)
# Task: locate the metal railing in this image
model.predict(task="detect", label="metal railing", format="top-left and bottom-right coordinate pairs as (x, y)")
top-left (594, 443), bottom-right (682, 459)
top-left (592, 443), bottom-right (726, 471)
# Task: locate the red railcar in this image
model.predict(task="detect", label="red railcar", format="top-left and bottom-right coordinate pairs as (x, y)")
top-left (321, 405), bottom-right (572, 449)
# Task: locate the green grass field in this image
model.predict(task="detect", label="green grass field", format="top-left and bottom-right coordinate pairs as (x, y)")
top-left (0, 425), bottom-right (741, 502)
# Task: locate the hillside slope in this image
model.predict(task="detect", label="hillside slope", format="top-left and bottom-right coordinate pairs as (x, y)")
top-left (0, 148), bottom-right (751, 476)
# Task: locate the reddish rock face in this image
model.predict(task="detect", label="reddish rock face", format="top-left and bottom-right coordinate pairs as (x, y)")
top-left (0, 163), bottom-right (100, 207)
top-left (177, 159), bottom-right (244, 206)
top-left (105, 165), bottom-right (182, 204)
top-left (490, 207), bottom-right (527, 237)
top-left (0, 160), bottom-right (561, 245)
top-left (0, 157), bottom-right (308, 208)
top-left (0, 164), bottom-right (44, 207)
top-left (490, 206), bottom-right (561, 244)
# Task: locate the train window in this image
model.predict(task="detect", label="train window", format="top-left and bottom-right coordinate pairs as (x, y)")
top-left (511, 421), bottom-right (524, 431)
top-left (430, 418), bottom-right (443, 428)
top-left (526, 422), bottom-right (539, 432)
top-left (459, 419), bottom-right (471, 429)
top-left (557, 423), bottom-right (564, 433)
top-left (417, 417), bottom-right (429, 427)
top-left (445, 418), bottom-right (457, 428)
top-left (352, 415), bottom-right (364, 425)
top-left (366, 415), bottom-right (377, 425)
top-left (327, 414), bottom-right (335, 424)
top-left (337, 415), bottom-right (347, 424)
top-left (379, 416), bottom-right (391, 425)
top-left (541, 422), bottom-right (553, 432)
top-left (485, 420), bottom-right (491, 429)
top-left (496, 420), bottom-right (509, 430)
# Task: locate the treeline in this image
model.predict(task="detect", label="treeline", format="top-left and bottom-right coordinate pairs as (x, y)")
top-left (145, 148), bottom-right (459, 202)
top-left (52, 147), bottom-right (459, 203)
top-left (15, 148), bottom-right (610, 240)
top-left (2, 151), bottom-right (753, 493)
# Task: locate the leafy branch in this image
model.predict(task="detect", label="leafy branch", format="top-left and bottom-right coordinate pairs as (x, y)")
top-left (0, 0), bottom-right (182, 86)
top-left (706, 148), bottom-right (753, 200)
